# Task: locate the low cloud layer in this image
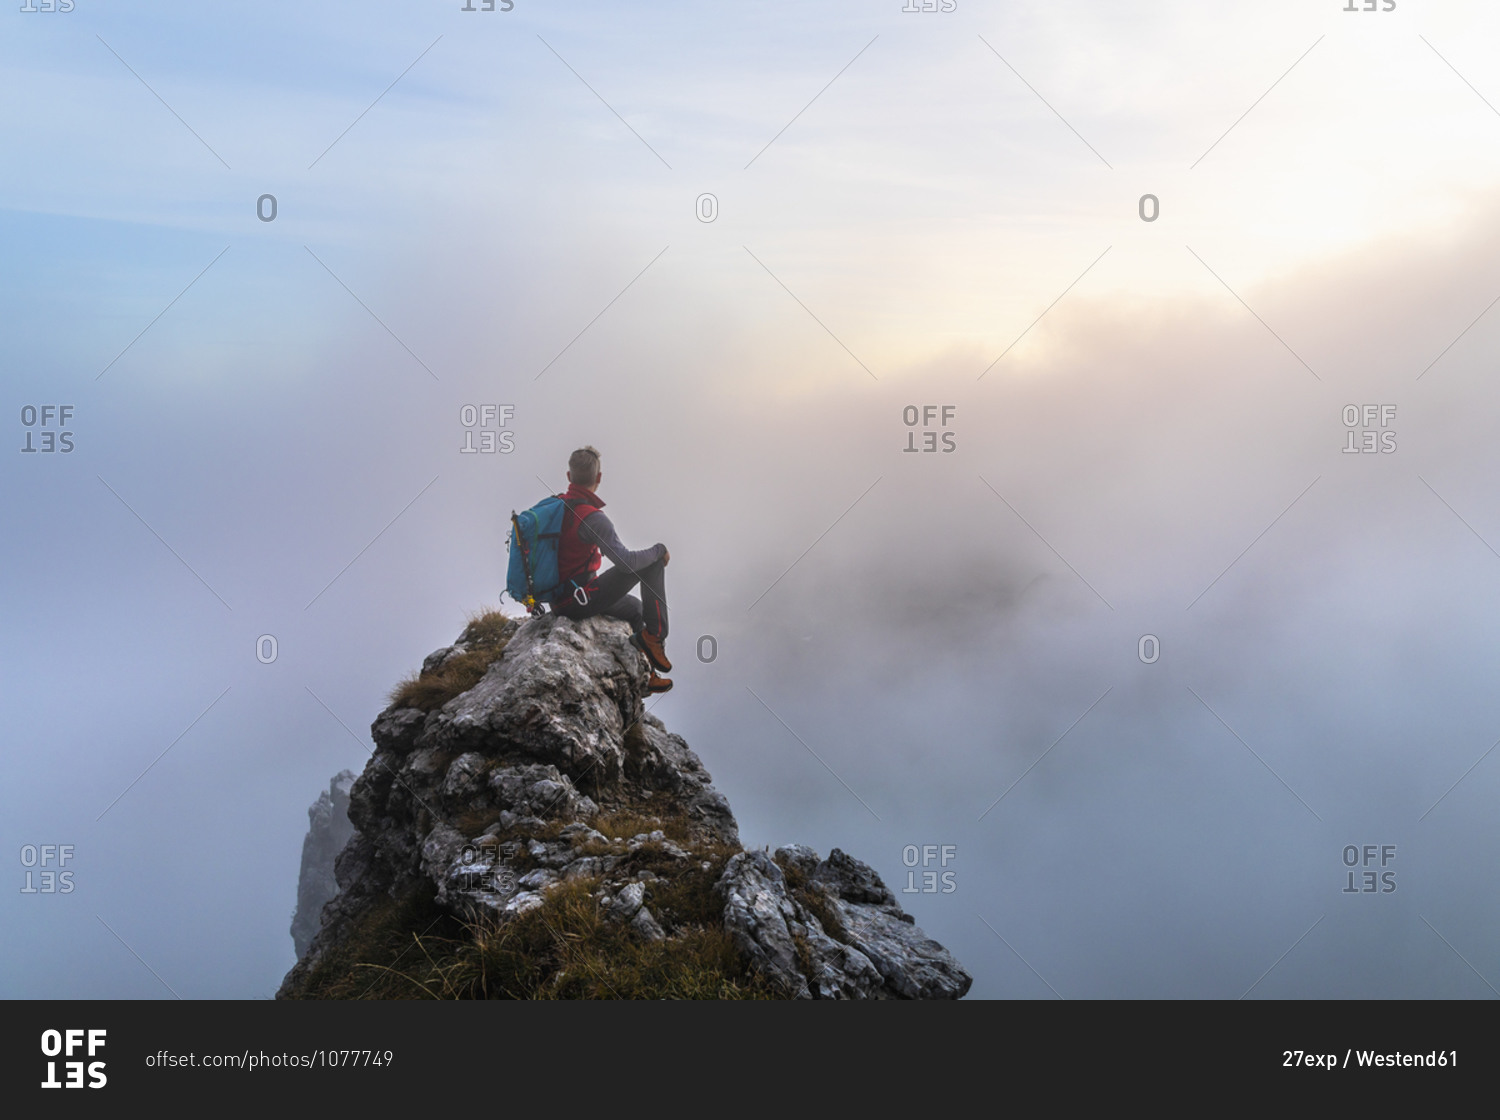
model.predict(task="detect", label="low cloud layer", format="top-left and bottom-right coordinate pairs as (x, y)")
top-left (7, 1), bottom-right (1500, 998)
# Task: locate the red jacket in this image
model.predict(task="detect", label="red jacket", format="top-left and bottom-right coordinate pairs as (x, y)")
top-left (555, 483), bottom-right (603, 587)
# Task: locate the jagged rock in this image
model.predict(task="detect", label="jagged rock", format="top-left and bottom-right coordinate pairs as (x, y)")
top-left (812, 847), bottom-right (900, 908)
top-left (630, 906), bottom-right (666, 942)
top-left (561, 824), bottom-right (607, 846)
top-left (518, 868), bottom-right (557, 891)
top-left (441, 752), bottom-right (489, 804)
top-left (289, 770), bottom-right (357, 960)
top-left (371, 706), bottom-right (427, 755)
top-left (622, 717), bottom-right (741, 846)
top-left (505, 891), bottom-right (546, 917)
top-left (715, 850), bottom-right (811, 998)
top-left (564, 856), bottom-right (606, 880)
top-left (774, 844), bottom-right (821, 880)
top-left (278, 612), bottom-right (970, 999)
top-left (422, 645), bottom-right (461, 675)
top-left (806, 849), bottom-right (971, 999)
top-left (604, 880), bottom-right (646, 922)
top-left (799, 922), bottom-right (884, 999)
top-left (422, 615), bottom-right (645, 778)
top-left (487, 763), bottom-right (597, 821)
top-left (716, 847), bottom-right (972, 1000)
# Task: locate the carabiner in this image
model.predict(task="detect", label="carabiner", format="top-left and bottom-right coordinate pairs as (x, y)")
top-left (573, 583), bottom-right (590, 606)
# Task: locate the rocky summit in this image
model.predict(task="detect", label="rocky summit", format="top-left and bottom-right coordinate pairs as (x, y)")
top-left (279, 611), bottom-right (971, 1000)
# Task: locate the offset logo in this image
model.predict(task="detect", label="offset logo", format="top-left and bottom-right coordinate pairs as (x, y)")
top-left (20, 405), bottom-right (75, 454)
top-left (900, 844), bottom-right (957, 894)
top-left (902, 405), bottom-right (957, 454)
top-left (40, 1029), bottom-right (106, 1089)
top-left (19, 844), bottom-right (75, 894)
top-left (1341, 404), bottom-right (1396, 454)
top-left (1342, 844), bottom-right (1397, 894)
top-left (459, 404), bottom-right (515, 454)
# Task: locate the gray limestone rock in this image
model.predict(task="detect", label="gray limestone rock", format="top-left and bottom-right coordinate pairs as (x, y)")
top-left (421, 615), bottom-right (645, 780)
top-left (612, 880), bottom-right (646, 919)
top-left (278, 612), bottom-right (970, 1000)
top-left (715, 851), bottom-right (810, 999)
top-left (715, 846), bottom-right (973, 1000)
top-left (808, 849), bottom-right (971, 999)
top-left (774, 844), bottom-right (821, 880)
top-left (630, 906), bottom-right (666, 942)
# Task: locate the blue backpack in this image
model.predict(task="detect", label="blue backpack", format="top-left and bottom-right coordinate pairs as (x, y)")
top-left (506, 496), bottom-right (584, 615)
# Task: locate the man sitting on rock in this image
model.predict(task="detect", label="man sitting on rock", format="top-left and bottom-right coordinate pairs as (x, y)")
top-left (549, 445), bottom-right (674, 694)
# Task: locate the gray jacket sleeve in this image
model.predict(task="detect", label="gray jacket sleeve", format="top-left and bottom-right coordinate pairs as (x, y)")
top-left (579, 510), bottom-right (664, 573)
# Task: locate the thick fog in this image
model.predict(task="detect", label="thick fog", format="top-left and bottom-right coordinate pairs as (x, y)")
top-left (6, 0), bottom-right (1500, 998)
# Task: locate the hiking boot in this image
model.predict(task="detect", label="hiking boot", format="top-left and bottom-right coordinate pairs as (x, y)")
top-left (645, 672), bottom-right (673, 694)
top-left (633, 630), bottom-right (672, 673)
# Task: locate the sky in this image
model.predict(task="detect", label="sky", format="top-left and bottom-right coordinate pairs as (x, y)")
top-left (6, 0), bottom-right (1500, 998)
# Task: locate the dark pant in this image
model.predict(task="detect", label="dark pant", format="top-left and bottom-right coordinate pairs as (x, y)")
top-left (552, 559), bottom-right (668, 639)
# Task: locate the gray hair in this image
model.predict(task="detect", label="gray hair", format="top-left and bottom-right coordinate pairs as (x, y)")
top-left (568, 445), bottom-right (601, 487)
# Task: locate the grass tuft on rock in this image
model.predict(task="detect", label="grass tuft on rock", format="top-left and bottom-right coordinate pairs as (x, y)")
top-left (388, 608), bottom-right (518, 712)
top-left (297, 862), bottom-right (773, 999)
top-left (285, 883), bottom-right (462, 1000)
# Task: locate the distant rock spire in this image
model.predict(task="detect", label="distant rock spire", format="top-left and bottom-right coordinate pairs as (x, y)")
top-left (290, 769), bottom-right (357, 961)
